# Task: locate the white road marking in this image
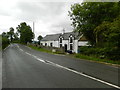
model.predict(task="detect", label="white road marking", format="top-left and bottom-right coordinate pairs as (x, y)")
top-left (25, 52), bottom-right (32, 56)
top-left (20, 49), bottom-right (23, 51)
top-left (4, 44), bottom-right (11, 50)
top-left (17, 45), bottom-right (120, 89)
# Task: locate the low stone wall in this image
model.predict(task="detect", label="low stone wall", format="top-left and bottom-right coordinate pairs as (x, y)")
top-left (28, 43), bottom-right (65, 54)
top-left (41, 46), bottom-right (65, 53)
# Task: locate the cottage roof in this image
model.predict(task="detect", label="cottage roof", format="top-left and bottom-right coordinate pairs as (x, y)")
top-left (62, 32), bottom-right (79, 40)
top-left (41, 33), bottom-right (61, 41)
top-left (41, 32), bottom-right (81, 41)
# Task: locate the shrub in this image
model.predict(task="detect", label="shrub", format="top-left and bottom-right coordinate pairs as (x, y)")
top-left (79, 46), bottom-right (120, 60)
top-left (2, 36), bottom-right (10, 49)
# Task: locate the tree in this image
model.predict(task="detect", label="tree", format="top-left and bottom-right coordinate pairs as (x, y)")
top-left (7, 27), bottom-right (14, 42)
top-left (94, 21), bottom-right (111, 47)
top-left (37, 35), bottom-right (43, 45)
top-left (13, 32), bottom-right (19, 41)
top-left (16, 22), bottom-right (34, 44)
top-left (69, 2), bottom-right (120, 46)
top-left (1, 34), bottom-right (10, 49)
top-left (94, 15), bottom-right (120, 48)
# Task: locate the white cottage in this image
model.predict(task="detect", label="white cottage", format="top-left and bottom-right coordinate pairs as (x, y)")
top-left (41, 32), bottom-right (88, 53)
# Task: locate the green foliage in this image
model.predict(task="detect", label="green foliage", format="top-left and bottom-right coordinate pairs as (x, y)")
top-left (16, 22), bottom-right (34, 44)
top-left (2, 35), bottom-right (10, 49)
top-left (37, 35), bottom-right (43, 45)
top-left (79, 46), bottom-right (120, 61)
top-left (94, 15), bottom-right (120, 48)
top-left (0, 35), bottom-right (2, 50)
top-left (69, 2), bottom-right (120, 61)
top-left (75, 53), bottom-right (120, 64)
top-left (7, 27), bottom-right (14, 42)
top-left (69, 2), bottom-right (120, 45)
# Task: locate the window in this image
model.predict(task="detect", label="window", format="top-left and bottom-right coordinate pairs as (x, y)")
top-left (41, 43), bottom-right (43, 46)
top-left (50, 43), bottom-right (53, 47)
top-left (70, 37), bottom-right (73, 43)
top-left (45, 43), bottom-right (47, 46)
top-left (60, 38), bottom-right (62, 43)
top-left (70, 44), bottom-right (72, 50)
top-left (60, 44), bottom-right (62, 48)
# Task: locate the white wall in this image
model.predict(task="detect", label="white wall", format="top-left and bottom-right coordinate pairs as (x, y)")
top-left (73, 40), bottom-right (78, 53)
top-left (78, 41), bottom-right (88, 46)
top-left (41, 41), bottom-right (59, 48)
top-left (41, 40), bottom-right (88, 53)
top-left (62, 40), bottom-right (68, 49)
top-left (53, 41), bottom-right (59, 47)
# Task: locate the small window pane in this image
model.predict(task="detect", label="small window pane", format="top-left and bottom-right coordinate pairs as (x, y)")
top-left (70, 37), bottom-right (73, 43)
top-left (45, 43), bottom-right (47, 46)
top-left (50, 43), bottom-right (53, 47)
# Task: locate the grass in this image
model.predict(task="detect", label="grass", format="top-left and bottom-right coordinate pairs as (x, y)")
top-left (75, 54), bottom-right (120, 65)
top-left (28, 45), bottom-right (52, 53)
top-left (28, 45), bottom-right (120, 65)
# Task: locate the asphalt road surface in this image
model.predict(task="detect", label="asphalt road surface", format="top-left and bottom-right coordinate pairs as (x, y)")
top-left (2, 44), bottom-right (119, 88)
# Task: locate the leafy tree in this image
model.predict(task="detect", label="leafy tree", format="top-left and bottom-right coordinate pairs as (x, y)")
top-left (94, 21), bottom-right (111, 47)
top-left (16, 22), bottom-right (34, 44)
top-left (7, 27), bottom-right (14, 42)
top-left (37, 35), bottom-right (43, 45)
top-left (1, 34), bottom-right (9, 49)
top-left (94, 15), bottom-right (120, 48)
top-left (69, 2), bottom-right (120, 46)
top-left (2, 32), bottom-right (9, 38)
top-left (13, 32), bottom-right (19, 42)
top-left (0, 35), bottom-right (2, 50)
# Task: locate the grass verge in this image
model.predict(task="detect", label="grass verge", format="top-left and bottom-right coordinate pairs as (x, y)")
top-left (75, 54), bottom-right (120, 65)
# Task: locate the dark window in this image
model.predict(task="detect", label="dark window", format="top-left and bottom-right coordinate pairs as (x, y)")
top-left (45, 43), bottom-right (47, 46)
top-left (70, 44), bottom-right (72, 50)
top-left (60, 38), bottom-right (62, 43)
top-left (41, 43), bottom-right (43, 46)
top-left (70, 37), bottom-right (73, 43)
top-left (60, 44), bottom-right (62, 48)
top-left (50, 43), bottom-right (53, 47)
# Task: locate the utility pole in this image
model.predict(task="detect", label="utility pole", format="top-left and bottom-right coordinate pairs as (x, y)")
top-left (63, 28), bottom-right (65, 34)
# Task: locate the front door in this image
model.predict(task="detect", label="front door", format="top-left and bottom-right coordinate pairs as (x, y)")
top-left (64, 44), bottom-right (67, 52)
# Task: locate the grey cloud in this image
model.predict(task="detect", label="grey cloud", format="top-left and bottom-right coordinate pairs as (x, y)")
top-left (15, 2), bottom-right (65, 21)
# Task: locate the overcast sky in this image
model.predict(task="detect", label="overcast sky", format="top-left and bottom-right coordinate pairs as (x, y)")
top-left (0, 0), bottom-right (83, 40)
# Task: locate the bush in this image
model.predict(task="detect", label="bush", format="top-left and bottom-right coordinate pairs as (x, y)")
top-left (79, 46), bottom-right (120, 60)
top-left (105, 47), bottom-right (120, 60)
top-left (2, 36), bottom-right (10, 49)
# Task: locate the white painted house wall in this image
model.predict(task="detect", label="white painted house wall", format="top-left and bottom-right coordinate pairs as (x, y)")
top-left (41, 40), bottom-right (59, 47)
top-left (73, 40), bottom-right (78, 53)
top-left (41, 40), bottom-right (88, 53)
top-left (78, 41), bottom-right (88, 46)
top-left (62, 40), bottom-right (68, 47)
top-left (53, 41), bottom-right (59, 47)
top-left (41, 32), bottom-right (89, 53)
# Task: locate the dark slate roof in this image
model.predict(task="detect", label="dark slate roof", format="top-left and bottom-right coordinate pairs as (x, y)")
top-left (62, 32), bottom-right (79, 40)
top-left (41, 32), bottom-right (80, 41)
top-left (41, 33), bottom-right (62, 41)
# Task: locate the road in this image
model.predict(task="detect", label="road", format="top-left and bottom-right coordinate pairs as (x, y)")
top-left (2, 44), bottom-right (119, 88)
